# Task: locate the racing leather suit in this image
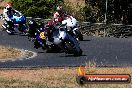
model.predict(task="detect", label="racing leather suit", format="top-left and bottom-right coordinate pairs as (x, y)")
top-left (3, 8), bottom-right (22, 33)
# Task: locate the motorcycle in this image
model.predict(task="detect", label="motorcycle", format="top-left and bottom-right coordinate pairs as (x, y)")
top-left (33, 27), bottom-right (47, 50)
top-left (27, 19), bottom-right (39, 40)
top-left (28, 19), bottom-right (61, 53)
top-left (62, 16), bottom-right (83, 41)
top-left (2, 13), bottom-right (28, 35)
top-left (35, 29), bottom-right (61, 53)
top-left (50, 24), bottom-right (82, 56)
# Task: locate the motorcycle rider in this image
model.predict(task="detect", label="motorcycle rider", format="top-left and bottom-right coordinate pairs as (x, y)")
top-left (53, 5), bottom-right (65, 24)
top-left (28, 18), bottom-right (48, 49)
top-left (3, 3), bottom-right (22, 34)
top-left (28, 18), bottom-right (39, 39)
top-left (44, 6), bottom-right (66, 42)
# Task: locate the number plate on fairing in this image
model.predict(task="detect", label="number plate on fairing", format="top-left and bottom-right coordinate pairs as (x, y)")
top-left (39, 32), bottom-right (45, 39)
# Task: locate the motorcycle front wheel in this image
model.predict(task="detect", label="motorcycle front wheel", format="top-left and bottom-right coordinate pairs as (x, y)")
top-left (64, 40), bottom-right (82, 56)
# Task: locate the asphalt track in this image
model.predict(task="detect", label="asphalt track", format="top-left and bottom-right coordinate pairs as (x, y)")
top-left (0, 31), bottom-right (132, 68)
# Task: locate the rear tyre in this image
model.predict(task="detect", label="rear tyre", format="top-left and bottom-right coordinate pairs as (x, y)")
top-left (34, 41), bottom-right (41, 49)
top-left (6, 30), bottom-right (14, 35)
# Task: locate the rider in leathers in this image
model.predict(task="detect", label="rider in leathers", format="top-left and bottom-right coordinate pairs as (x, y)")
top-left (45, 6), bottom-right (66, 42)
top-left (3, 4), bottom-right (22, 33)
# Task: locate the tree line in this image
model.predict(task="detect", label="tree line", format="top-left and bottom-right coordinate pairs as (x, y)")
top-left (11, 0), bottom-right (132, 24)
top-left (11, 0), bottom-right (63, 19)
top-left (85, 0), bottom-right (132, 24)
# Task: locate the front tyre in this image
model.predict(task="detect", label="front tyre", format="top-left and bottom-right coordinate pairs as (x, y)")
top-left (64, 41), bottom-right (82, 56)
top-left (74, 48), bottom-right (82, 56)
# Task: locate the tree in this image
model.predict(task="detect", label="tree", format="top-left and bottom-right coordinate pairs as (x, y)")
top-left (85, 0), bottom-right (132, 24)
top-left (11, 0), bottom-right (62, 18)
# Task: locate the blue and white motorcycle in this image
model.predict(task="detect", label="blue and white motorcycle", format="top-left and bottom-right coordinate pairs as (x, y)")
top-left (50, 24), bottom-right (83, 56)
top-left (2, 13), bottom-right (28, 35)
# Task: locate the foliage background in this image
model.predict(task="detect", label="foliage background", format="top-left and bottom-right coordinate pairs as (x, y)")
top-left (10, 0), bottom-right (132, 24)
top-left (11, 0), bottom-right (63, 19)
top-left (84, 0), bottom-right (132, 24)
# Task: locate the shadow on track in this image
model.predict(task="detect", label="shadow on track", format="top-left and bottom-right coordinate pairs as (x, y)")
top-left (37, 50), bottom-right (63, 54)
top-left (81, 39), bottom-right (91, 41)
top-left (60, 54), bottom-right (87, 57)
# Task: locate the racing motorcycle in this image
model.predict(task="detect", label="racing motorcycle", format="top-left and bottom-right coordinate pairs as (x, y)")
top-left (49, 23), bottom-right (83, 56)
top-left (34, 28), bottom-right (61, 53)
top-left (2, 13), bottom-right (28, 35)
top-left (27, 19), bottom-right (39, 40)
top-left (62, 16), bottom-right (83, 41)
top-left (33, 27), bottom-right (48, 50)
top-left (28, 19), bottom-right (61, 53)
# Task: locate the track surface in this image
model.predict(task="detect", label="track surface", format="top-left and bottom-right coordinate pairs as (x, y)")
top-left (0, 31), bottom-right (132, 68)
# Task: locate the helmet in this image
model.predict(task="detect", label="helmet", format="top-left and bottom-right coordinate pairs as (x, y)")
top-left (5, 4), bottom-right (12, 10)
top-left (56, 6), bottom-right (62, 11)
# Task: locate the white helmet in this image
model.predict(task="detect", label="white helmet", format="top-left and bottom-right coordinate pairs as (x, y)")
top-left (56, 6), bottom-right (62, 11)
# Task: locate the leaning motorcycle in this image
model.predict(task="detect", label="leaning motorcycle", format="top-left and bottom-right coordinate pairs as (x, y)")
top-left (27, 19), bottom-right (39, 40)
top-left (34, 29), bottom-right (61, 53)
top-left (2, 13), bottom-right (28, 35)
top-left (50, 24), bottom-right (82, 56)
top-left (33, 28), bottom-right (47, 50)
top-left (28, 19), bottom-right (61, 53)
top-left (62, 16), bottom-right (83, 41)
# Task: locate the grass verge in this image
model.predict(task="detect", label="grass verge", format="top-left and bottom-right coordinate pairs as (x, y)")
top-left (0, 67), bottom-right (131, 88)
top-left (0, 45), bottom-right (21, 60)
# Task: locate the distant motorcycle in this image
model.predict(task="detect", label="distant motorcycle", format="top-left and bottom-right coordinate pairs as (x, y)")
top-left (33, 27), bottom-right (48, 50)
top-left (2, 13), bottom-right (28, 35)
top-left (49, 24), bottom-right (82, 56)
top-left (62, 16), bottom-right (83, 41)
top-left (27, 19), bottom-right (39, 40)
